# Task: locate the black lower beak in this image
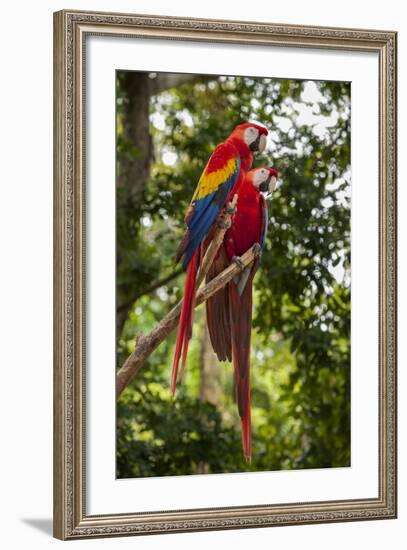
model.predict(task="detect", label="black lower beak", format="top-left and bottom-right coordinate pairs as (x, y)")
top-left (259, 175), bottom-right (271, 192)
top-left (249, 135), bottom-right (260, 152)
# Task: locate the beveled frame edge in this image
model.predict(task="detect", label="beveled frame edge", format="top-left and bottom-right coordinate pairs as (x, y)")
top-left (53, 9), bottom-right (397, 540)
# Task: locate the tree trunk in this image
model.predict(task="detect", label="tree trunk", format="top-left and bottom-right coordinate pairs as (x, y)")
top-left (116, 72), bottom-right (208, 337)
top-left (118, 72), bottom-right (153, 196)
top-left (118, 72), bottom-right (207, 197)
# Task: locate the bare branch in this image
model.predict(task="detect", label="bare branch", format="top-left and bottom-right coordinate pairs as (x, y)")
top-left (116, 245), bottom-right (258, 399)
top-left (151, 74), bottom-right (212, 95)
top-left (196, 194), bottom-right (238, 287)
top-left (116, 195), bottom-right (237, 397)
top-left (117, 267), bottom-right (183, 314)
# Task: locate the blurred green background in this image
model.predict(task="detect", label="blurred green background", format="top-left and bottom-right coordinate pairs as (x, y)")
top-left (115, 71), bottom-right (351, 478)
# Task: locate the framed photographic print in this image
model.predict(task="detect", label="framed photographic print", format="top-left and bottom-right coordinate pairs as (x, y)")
top-left (53, 9), bottom-right (397, 540)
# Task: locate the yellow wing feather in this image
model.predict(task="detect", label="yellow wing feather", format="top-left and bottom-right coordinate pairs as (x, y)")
top-left (193, 157), bottom-right (237, 201)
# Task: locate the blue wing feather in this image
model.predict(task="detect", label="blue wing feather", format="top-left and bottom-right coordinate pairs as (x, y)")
top-left (182, 165), bottom-right (239, 268)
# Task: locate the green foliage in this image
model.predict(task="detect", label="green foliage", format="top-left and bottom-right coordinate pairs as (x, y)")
top-left (116, 73), bottom-right (351, 477)
top-left (117, 374), bottom-right (244, 477)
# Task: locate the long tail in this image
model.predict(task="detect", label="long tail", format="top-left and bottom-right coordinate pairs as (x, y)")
top-left (205, 246), bottom-right (232, 362)
top-left (229, 269), bottom-right (255, 462)
top-left (171, 248), bottom-right (199, 394)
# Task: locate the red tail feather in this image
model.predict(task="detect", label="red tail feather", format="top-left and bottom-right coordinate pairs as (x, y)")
top-left (241, 392), bottom-right (252, 462)
top-left (171, 249), bottom-right (199, 394)
top-left (229, 270), bottom-right (256, 462)
top-left (234, 349), bottom-right (252, 462)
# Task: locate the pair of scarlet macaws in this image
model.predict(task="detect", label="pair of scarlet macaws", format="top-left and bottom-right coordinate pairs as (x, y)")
top-left (172, 123), bottom-right (279, 461)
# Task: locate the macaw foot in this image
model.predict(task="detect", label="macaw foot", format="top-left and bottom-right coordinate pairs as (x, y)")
top-left (232, 256), bottom-right (245, 271)
top-left (216, 213), bottom-right (232, 230)
top-left (225, 201), bottom-right (237, 216)
top-left (251, 242), bottom-right (261, 255)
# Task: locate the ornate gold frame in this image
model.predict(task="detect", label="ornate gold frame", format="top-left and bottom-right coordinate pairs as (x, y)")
top-left (53, 9), bottom-right (397, 540)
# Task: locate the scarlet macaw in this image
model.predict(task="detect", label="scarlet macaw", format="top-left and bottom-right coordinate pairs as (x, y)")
top-left (206, 166), bottom-right (279, 461)
top-left (172, 123), bottom-right (268, 394)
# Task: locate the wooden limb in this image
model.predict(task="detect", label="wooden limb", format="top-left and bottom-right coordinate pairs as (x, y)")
top-left (116, 244), bottom-right (258, 399)
top-left (196, 193), bottom-right (238, 287)
top-left (117, 267), bottom-right (183, 314)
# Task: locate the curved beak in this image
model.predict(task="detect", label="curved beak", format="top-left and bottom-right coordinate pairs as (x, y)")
top-left (259, 174), bottom-right (278, 193)
top-left (249, 132), bottom-right (267, 153)
top-left (258, 133), bottom-right (267, 153)
top-left (269, 175), bottom-right (278, 192)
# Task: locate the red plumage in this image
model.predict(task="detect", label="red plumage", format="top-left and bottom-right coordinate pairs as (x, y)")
top-left (229, 266), bottom-right (256, 461)
top-left (206, 167), bottom-right (277, 461)
top-left (171, 248), bottom-right (199, 393)
top-left (171, 124), bottom-right (268, 395)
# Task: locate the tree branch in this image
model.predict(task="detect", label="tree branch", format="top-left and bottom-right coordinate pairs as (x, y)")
top-left (116, 194), bottom-right (238, 398)
top-left (196, 194), bottom-right (238, 287)
top-left (151, 74), bottom-right (212, 96)
top-left (116, 245), bottom-right (258, 398)
top-left (117, 267), bottom-right (183, 314)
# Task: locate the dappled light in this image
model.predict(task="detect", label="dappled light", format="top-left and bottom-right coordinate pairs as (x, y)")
top-left (116, 72), bottom-right (350, 477)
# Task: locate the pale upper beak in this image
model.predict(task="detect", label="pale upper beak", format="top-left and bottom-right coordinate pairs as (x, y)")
top-left (258, 133), bottom-right (267, 153)
top-left (259, 174), bottom-right (278, 194)
top-left (269, 175), bottom-right (277, 192)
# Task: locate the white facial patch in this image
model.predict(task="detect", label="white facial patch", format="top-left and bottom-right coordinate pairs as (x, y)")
top-left (253, 168), bottom-right (269, 188)
top-left (243, 126), bottom-right (259, 146)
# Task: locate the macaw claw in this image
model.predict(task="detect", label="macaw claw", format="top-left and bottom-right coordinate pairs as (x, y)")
top-left (252, 242), bottom-right (261, 255)
top-left (232, 256), bottom-right (245, 271)
top-left (225, 201), bottom-right (237, 215)
top-left (216, 213), bottom-right (232, 230)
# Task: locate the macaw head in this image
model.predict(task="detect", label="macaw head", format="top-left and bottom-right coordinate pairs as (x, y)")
top-left (231, 123), bottom-right (268, 153)
top-left (250, 166), bottom-right (279, 193)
